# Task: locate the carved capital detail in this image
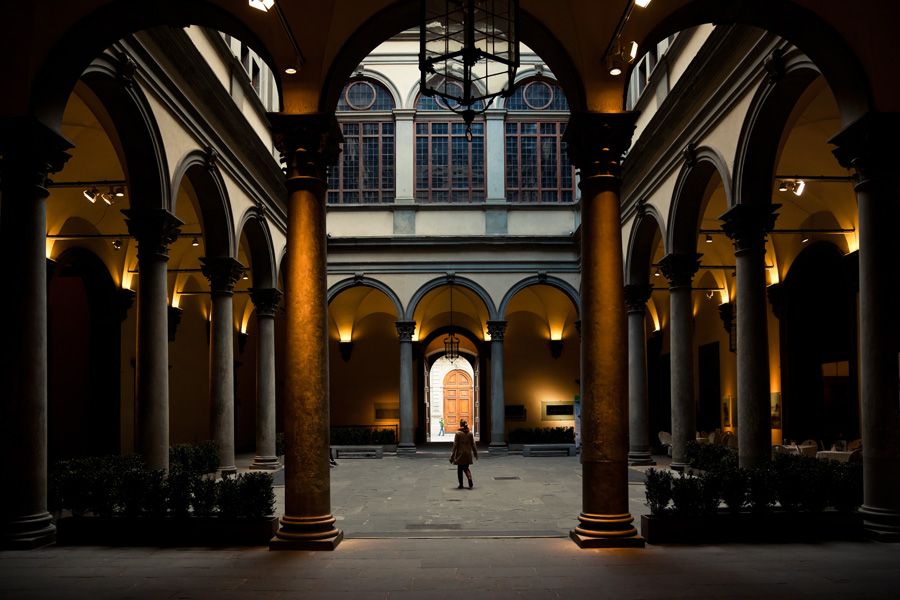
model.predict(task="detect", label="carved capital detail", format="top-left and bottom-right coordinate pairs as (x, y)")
top-left (766, 283), bottom-right (785, 320)
top-left (200, 257), bottom-right (244, 295)
top-left (623, 284), bottom-right (653, 313)
top-left (249, 287), bottom-right (283, 317)
top-left (117, 288), bottom-right (136, 322)
top-left (830, 112), bottom-right (900, 186)
top-left (563, 111), bottom-right (638, 179)
top-left (487, 320), bottom-right (508, 341)
top-left (270, 113), bottom-right (343, 181)
top-left (123, 209), bottom-right (183, 261)
top-left (720, 203), bottom-right (779, 253)
top-left (0, 118), bottom-right (73, 191)
top-left (658, 253), bottom-right (702, 288)
top-left (395, 320), bottom-right (417, 342)
top-left (167, 305), bottom-right (183, 342)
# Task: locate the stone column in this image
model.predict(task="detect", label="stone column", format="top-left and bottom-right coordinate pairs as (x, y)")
top-left (487, 320), bottom-right (508, 454)
top-left (564, 112), bottom-right (643, 548)
top-left (124, 208), bottom-right (183, 472)
top-left (624, 284), bottom-right (655, 466)
top-left (201, 257), bottom-right (243, 476)
top-left (659, 253), bottom-right (701, 471)
top-left (831, 113), bottom-right (900, 541)
top-left (249, 287), bottom-right (283, 470)
top-left (485, 109), bottom-right (507, 203)
top-left (721, 203), bottom-right (778, 469)
top-left (395, 320), bottom-right (417, 454)
top-left (0, 119), bottom-right (71, 549)
top-left (269, 113), bottom-right (343, 550)
top-left (392, 109), bottom-right (416, 203)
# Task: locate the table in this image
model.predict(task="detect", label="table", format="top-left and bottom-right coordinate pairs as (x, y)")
top-left (816, 450), bottom-right (855, 462)
top-left (784, 444), bottom-right (817, 457)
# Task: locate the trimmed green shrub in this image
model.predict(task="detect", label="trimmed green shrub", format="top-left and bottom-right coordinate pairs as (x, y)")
top-left (719, 468), bottom-right (749, 513)
top-left (507, 427), bottom-right (575, 444)
top-left (170, 440), bottom-right (220, 476)
top-left (683, 440), bottom-right (739, 472)
top-left (330, 427), bottom-right (397, 446)
top-left (191, 476), bottom-right (218, 518)
top-left (829, 461), bottom-right (863, 512)
top-left (217, 473), bottom-right (242, 519)
top-left (747, 467), bottom-right (777, 514)
top-left (276, 432), bottom-right (286, 457)
top-left (644, 468), bottom-right (673, 516)
top-left (166, 470), bottom-right (194, 518)
top-left (239, 472), bottom-right (276, 518)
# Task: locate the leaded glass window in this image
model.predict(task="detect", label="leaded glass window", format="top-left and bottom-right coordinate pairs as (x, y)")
top-left (415, 121), bottom-right (485, 203)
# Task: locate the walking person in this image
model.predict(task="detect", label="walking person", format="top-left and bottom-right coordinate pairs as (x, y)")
top-left (439, 417), bottom-right (445, 436)
top-left (449, 419), bottom-right (477, 489)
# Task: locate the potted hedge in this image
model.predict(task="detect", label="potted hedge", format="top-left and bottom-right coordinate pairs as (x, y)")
top-left (641, 441), bottom-right (863, 544)
top-left (52, 441), bottom-right (278, 546)
top-left (507, 427), bottom-right (575, 452)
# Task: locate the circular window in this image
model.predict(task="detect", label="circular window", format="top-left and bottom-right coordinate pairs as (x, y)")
top-left (345, 81), bottom-right (377, 110)
top-left (435, 81), bottom-right (464, 110)
top-left (522, 81), bottom-right (554, 110)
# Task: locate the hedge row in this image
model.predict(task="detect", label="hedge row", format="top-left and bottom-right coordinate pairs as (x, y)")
top-left (507, 427), bottom-right (575, 444)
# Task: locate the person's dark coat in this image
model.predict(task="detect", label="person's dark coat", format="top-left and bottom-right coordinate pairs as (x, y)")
top-left (450, 427), bottom-right (477, 466)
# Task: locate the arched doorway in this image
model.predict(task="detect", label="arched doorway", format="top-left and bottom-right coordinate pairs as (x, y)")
top-left (426, 354), bottom-right (479, 442)
top-left (443, 370), bottom-right (473, 434)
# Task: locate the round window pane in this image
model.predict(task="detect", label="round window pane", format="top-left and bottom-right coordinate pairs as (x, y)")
top-left (523, 81), bottom-right (553, 110)
top-left (346, 81), bottom-right (376, 110)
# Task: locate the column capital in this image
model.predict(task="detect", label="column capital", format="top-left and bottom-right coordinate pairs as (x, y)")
top-left (249, 287), bottom-right (283, 317)
top-left (0, 117), bottom-right (73, 188)
top-left (117, 288), bottom-right (136, 322)
top-left (563, 111), bottom-right (638, 179)
top-left (623, 284), bottom-right (653, 313)
top-left (658, 253), bottom-right (702, 288)
top-left (395, 320), bottom-right (417, 342)
top-left (766, 283), bottom-right (785, 320)
top-left (720, 203), bottom-right (779, 252)
top-left (830, 112), bottom-right (900, 186)
top-left (487, 320), bottom-right (508, 341)
top-left (200, 257), bottom-right (244, 295)
top-left (269, 112), bottom-right (342, 184)
top-left (123, 209), bottom-right (183, 261)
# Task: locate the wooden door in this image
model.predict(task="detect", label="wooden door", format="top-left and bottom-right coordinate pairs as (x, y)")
top-left (443, 370), bottom-right (473, 433)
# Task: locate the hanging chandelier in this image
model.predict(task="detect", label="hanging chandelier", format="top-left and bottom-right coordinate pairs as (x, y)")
top-left (444, 281), bottom-right (460, 361)
top-left (419, 0), bottom-right (520, 139)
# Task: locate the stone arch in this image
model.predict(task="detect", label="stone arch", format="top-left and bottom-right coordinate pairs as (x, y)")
top-left (498, 275), bottom-right (581, 320)
top-left (626, 204), bottom-right (667, 285)
top-left (733, 55), bottom-right (822, 208)
top-left (30, 0), bottom-right (282, 131)
top-left (171, 149), bottom-right (235, 259)
top-left (667, 146), bottom-right (732, 255)
top-left (405, 275), bottom-right (497, 322)
top-left (79, 55), bottom-right (170, 212)
top-left (320, 4), bottom-right (585, 112)
top-left (236, 208), bottom-right (277, 290)
top-left (327, 276), bottom-right (404, 319)
top-left (636, 0), bottom-right (870, 126)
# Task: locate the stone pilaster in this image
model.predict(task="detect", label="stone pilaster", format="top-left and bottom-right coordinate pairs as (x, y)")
top-left (269, 113), bottom-right (343, 550)
top-left (201, 257), bottom-right (244, 477)
top-left (658, 253), bottom-right (701, 471)
top-left (564, 112), bottom-right (643, 548)
top-left (395, 320), bottom-right (417, 454)
top-left (721, 203), bottom-right (778, 469)
top-left (0, 118), bottom-right (72, 549)
top-left (624, 284), bottom-right (655, 466)
top-left (249, 287), bottom-right (283, 470)
top-left (124, 208), bottom-right (183, 473)
top-left (486, 320), bottom-right (508, 455)
top-left (830, 112), bottom-right (900, 541)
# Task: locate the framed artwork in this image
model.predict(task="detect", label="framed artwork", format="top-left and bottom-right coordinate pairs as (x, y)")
top-left (770, 392), bottom-right (782, 429)
top-left (722, 395), bottom-right (733, 428)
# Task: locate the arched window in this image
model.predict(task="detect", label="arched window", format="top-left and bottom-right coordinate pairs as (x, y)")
top-left (415, 80), bottom-right (485, 203)
top-left (504, 79), bottom-right (575, 203)
top-left (329, 79), bottom-right (396, 204)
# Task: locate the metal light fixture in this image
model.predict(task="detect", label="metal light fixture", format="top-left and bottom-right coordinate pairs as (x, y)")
top-left (249, 0), bottom-right (275, 11)
top-left (242, 270), bottom-right (249, 280)
top-left (83, 188), bottom-right (100, 203)
top-left (793, 180), bottom-right (805, 196)
top-left (113, 186), bottom-right (125, 197)
top-left (705, 234), bottom-right (713, 243)
top-left (420, 0), bottom-right (520, 140)
top-left (192, 237), bottom-right (200, 247)
top-left (112, 239), bottom-right (123, 251)
top-left (444, 281), bottom-right (460, 361)
top-left (654, 268), bottom-right (661, 277)
top-left (634, 0), bottom-right (652, 7)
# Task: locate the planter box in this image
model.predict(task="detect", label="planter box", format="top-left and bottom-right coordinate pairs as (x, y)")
top-left (641, 510), bottom-right (862, 544)
top-left (522, 444), bottom-right (577, 456)
top-left (508, 443), bottom-right (524, 454)
top-left (56, 516), bottom-right (279, 546)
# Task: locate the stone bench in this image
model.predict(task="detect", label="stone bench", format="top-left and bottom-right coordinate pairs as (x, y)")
top-left (332, 445), bottom-right (384, 459)
top-left (522, 444), bottom-right (577, 457)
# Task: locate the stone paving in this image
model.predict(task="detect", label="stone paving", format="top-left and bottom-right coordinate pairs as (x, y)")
top-left (2, 448), bottom-right (899, 599)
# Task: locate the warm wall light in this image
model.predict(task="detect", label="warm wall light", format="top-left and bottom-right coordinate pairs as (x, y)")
top-left (705, 234), bottom-right (713, 243)
top-left (654, 268), bottom-right (661, 277)
top-left (777, 181), bottom-right (788, 192)
top-left (112, 239), bottom-right (122, 251)
top-left (249, 0), bottom-right (275, 11)
top-left (113, 186), bottom-right (125, 197)
top-left (548, 339), bottom-right (563, 359)
top-left (339, 341), bottom-right (353, 362)
top-left (793, 180), bottom-right (805, 196)
top-left (634, 0), bottom-right (652, 7)
top-left (242, 270), bottom-right (249, 280)
top-left (284, 67), bottom-right (297, 74)
top-left (191, 237), bottom-right (199, 247)
top-left (83, 188), bottom-right (99, 203)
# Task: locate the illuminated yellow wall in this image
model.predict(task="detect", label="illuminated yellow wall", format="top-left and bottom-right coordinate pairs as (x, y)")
top-left (167, 293), bottom-right (212, 444)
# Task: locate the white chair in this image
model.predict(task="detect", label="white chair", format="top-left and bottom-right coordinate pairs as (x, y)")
top-left (801, 439), bottom-right (818, 450)
top-left (848, 448), bottom-right (862, 462)
top-left (848, 438), bottom-right (862, 451)
top-left (658, 431), bottom-right (672, 456)
top-left (772, 444), bottom-right (790, 458)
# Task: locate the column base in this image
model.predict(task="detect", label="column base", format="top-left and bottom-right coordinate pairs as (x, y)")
top-left (396, 443), bottom-right (417, 455)
top-left (270, 514), bottom-right (343, 551)
top-left (670, 460), bottom-right (688, 471)
top-left (2, 513), bottom-right (56, 549)
top-left (219, 466), bottom-right (238, 477)
top-left (571, 512), bottom-right (644, 548)
top-left (628, 451), bottom-right (656, 466)
top-left (250, 456), bottom-right (281, 470)
top-left (488, 442), bottom-right (509, 456)
top-left (860, 505), bottom-right (900, 542)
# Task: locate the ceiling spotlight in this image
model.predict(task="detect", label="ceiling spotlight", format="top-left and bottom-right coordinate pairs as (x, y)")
top-left (113, 186), bottom-right (125, 197)
top-left (83, 188), bottom-right (99, 203)
top-left (654, 268), bottom-right (661, 277)
top-left (634, 0), bottom-right (652, 7)
top-left (242, 271), bottom-right (249, 280)
top-left (191, 237), bottom-right (199, 247)
top-left (705, 234), bottom-right (713, 243)
top-left (793, 180), bottom-right (805, 196)
top-left (112, 239), bottom-right (123, 251)
top-left (249, 0), bottom-right (275, 11)
top-left (628, 41), bottom-right (639, 62)
top-left (801, 235), bottom-right (809, 243)
top-left (284, 67), bottom-right (297, 75)
top-left (778, 181), bottom-right (788, 192)
top-left (101, 193), bottom-right (112, 205)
